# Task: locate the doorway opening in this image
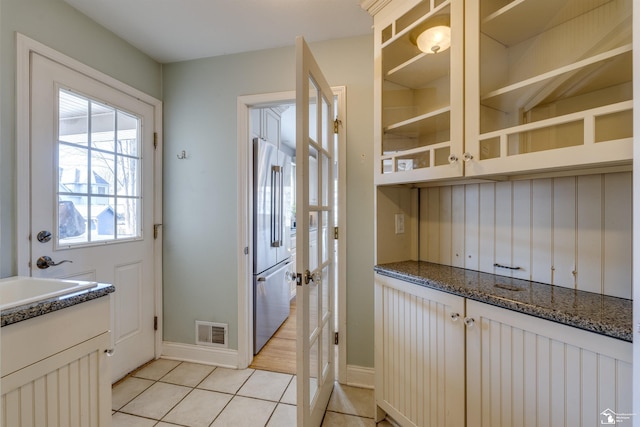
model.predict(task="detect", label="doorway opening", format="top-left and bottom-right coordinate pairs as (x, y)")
top-left (236, 88), bottom-right (347, 382)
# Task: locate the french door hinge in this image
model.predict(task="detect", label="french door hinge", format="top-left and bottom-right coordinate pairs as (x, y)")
top-left (334, 226), bottom-right (339, 240)
top-left (153, 132), bottom-right (158, 149)
top-left (334, 332), bottom-right (339, 345)
top-left (154, 316), bottom-right (158, 331)
top-left (333, 118), bottom-right (341, 134)
top-left (154, 223), bottom-right (162, 239)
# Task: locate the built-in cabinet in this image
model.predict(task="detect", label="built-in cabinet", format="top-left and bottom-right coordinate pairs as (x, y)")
top-left (465, 0), bottom-right (633, 176)
top-left (370, 0), bottom-right (633, 184)
top-left (251, 107), bottom-right (282, 145)
top-left (364, 0), bottom-right (634, 423)
top-left (1, 297), bottom-right (112, 426)
top-left (375, 274), bottom-right (633, 427)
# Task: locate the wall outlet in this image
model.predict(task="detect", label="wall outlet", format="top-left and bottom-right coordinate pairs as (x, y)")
top-left (395, 213), bottom-right (405, 234)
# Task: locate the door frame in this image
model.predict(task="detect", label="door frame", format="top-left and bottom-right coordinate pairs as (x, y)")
top-left (237, 87), bottom-right (347, 383)
top-left (15, 33), bottom-right (164, 359)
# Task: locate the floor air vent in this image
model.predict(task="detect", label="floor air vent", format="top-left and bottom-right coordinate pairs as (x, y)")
top-left (195, 321), bottom-right (228, 347)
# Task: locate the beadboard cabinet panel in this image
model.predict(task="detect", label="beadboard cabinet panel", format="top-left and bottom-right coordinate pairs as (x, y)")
top-left (419, 172), bottom-right (632, 298)
top-left (375, 274), bottom-right (465, 427)
top-left (466, 299), bottom-right (633, 427)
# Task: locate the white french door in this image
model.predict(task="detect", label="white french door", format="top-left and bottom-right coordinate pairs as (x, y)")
top-left (295, 37), bottom-right (336, 426)
top-left (29, 51), bottom-right (158, 382)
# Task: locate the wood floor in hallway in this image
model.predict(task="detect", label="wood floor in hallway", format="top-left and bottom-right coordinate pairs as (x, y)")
top-left (250, 298), bottom-right (297, 375)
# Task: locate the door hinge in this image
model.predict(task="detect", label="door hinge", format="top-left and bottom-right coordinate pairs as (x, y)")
top-left (334, 226), bottom-right (339, 240)
top-left (333, 118), bottom-right (341, 134)
top-left (154, 316), bottom-right (158, 331)
top-left (154, 223), bottom-right (162, 239)
top-left (244, 246), bottom-right (249, 255)
top-left (334, 332), bottom-right (339, 345)
top-left (153, 132), bottom-right (158, 149)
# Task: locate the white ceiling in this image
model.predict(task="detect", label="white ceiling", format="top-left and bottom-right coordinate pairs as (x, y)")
top-left (64, 0), bottom-right (374, 63)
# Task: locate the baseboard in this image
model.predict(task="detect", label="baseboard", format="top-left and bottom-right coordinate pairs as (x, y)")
top-left (345, 364), bottom-right (375, 389)
top-left (162, 341), bottom-right (239, 369)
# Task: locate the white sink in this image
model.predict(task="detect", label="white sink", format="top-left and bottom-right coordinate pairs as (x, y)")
top-left (0, 276), bottom-right (98, 311)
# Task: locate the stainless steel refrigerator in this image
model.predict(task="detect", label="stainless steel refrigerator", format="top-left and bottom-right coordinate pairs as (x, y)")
top-left (253, 137), bottom-right (293, 354)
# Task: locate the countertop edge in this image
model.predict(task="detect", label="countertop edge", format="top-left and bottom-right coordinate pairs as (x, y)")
top-left (374, 264), bottom-right (632, 343)
top-left (1, 283), bottom-right (115, 327)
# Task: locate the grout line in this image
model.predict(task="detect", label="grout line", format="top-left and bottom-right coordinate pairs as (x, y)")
top-left (114, 359), bottom-right (377, 426)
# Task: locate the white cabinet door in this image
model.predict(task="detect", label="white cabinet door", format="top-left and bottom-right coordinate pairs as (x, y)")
top-left (464, 0), bottom-right (633, 177)
top-left (465, 299), bottom-right (633, 427)
top-left (375, 274), bottom-right (465, 427)
top-left (2, 332), bottom-right (112, 427)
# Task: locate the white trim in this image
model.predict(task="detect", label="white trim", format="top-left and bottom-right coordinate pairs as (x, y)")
top-left (333, 86), bottom-right (348, 385)
top-left (237, 90), bottom-right (297, 369)
top-left (15, 33), bottom-right (164, 359)
top-left (632, 0), bottom-right (640, 419)
top-left (345, 365), bottom-right (375, 389)
top-left (236, 88), bottom-right (347, 380)
top-left (162, 342), bottom-right (239, 369)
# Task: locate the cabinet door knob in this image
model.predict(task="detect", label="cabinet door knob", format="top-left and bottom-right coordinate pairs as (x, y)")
top-left (464, 317), bottom-right (475, 327)
top-left (463, 152), bottom-right (474, 162)
top-left (448, 154), bottom-right (458, 164)
top-left (104, 349), bottom-right (115, 357)
top-left (450, 312), bottom-right (460, 321)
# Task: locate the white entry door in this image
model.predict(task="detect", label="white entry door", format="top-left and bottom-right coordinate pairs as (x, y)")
top-left (295, 37), bottom-right (336, 426)
top-left (29, 52), bottom-right (158, 382)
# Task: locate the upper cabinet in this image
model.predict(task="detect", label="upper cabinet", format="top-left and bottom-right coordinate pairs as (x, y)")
top-left (366, 0), bottom-right (633, 184)
top-left (374, 0), bottom-right (465, 185)
top-left (465, 0), bottom-right (633, 176)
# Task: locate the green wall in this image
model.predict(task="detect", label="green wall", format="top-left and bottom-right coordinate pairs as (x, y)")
top-left (0, 0), bottom-right (162, 276)
top-left (162, 35), bottom-right (375, 367)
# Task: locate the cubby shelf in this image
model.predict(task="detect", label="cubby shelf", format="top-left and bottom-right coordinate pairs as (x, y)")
top-left (482, 0), bottom-right (612, 46)
top-left (480, 45), bottom-right (632, 113)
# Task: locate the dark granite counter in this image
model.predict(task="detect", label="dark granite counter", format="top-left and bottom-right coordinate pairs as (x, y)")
top-left (375, 261), bottom-right (632, 342)
top-left (1, 283), bottom-right (115, 327)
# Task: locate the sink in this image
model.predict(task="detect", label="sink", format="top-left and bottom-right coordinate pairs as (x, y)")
top-left (0, 276), bottom-right (98, 310)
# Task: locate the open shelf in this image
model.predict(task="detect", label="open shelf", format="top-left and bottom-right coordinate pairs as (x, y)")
top-left (480, 46), bottom-right (632, 113)
top-left (482, 0), bottom-right (613, 46)
top-left (385, 50), bottom-right (450, 88)
top-left (381, 1), bottom-right (451, 74)
top-left (384, 107), bottom-right (451, 138)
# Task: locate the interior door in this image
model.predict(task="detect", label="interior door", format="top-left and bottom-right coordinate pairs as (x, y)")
top-left (295, 36), bottom-right (336, 426)
top-left (30, 52), bottom-right (157, 382)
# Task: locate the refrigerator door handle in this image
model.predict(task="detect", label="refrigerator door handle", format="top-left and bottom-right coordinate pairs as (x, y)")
top-left (271, 165), bottom-right (282, 248)
top-left (278, 164), bottom-right (284, 247)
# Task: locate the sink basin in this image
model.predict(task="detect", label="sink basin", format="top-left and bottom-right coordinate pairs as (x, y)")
top-left (0, 276), bottom-right (98, 311)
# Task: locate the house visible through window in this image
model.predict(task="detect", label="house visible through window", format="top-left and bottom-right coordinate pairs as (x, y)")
top-left (57, 89), bottom-right (142, 246)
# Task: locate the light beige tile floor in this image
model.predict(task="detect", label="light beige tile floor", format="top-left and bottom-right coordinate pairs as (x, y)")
top-left (112, 358), bottom-right (395, 427)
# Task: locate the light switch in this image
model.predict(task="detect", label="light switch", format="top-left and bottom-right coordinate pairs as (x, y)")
top-left (395, 213), bottom-right (405, 234)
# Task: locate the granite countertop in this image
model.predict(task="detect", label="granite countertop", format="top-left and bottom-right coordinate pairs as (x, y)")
top-left (375, 261), bottom-right (632, 342)
top-left (1, 282), bottom-right (115, 327)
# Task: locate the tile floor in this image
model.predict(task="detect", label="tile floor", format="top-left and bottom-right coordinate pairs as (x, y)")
top-left (112, 358), bottom-right (395, 427)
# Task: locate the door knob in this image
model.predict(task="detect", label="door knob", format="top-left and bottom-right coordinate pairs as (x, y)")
top-left (36, 256), bottom-right (73, 269)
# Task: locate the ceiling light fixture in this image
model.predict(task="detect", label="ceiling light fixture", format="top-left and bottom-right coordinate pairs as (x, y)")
top-left (413, 16), bottom-right (451, 54)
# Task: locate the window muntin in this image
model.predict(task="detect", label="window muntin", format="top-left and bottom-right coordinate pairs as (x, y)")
top-left (57, 89), bottom-right (142, 246)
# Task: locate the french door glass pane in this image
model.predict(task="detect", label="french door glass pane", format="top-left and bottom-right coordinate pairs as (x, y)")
top-left (321, 96), bottom-right (330, 151)
top-left (309, 78), bottom-right (318, 142)
top-left (309, 336), bottom-right (319, 405)
top-left (321, 153), bottom-right (329, 206)
top-left (57, 88), bottom-right (142, 246)
top-left (309, 274), bottom-right (319, 339)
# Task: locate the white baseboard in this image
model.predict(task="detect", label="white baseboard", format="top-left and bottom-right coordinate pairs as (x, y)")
top-left (162, 341), bottom-right (239, 369)
top-left (161, 342), bottom-right (374, 390)
top-left (345, 365), bottom-right (375, 389)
